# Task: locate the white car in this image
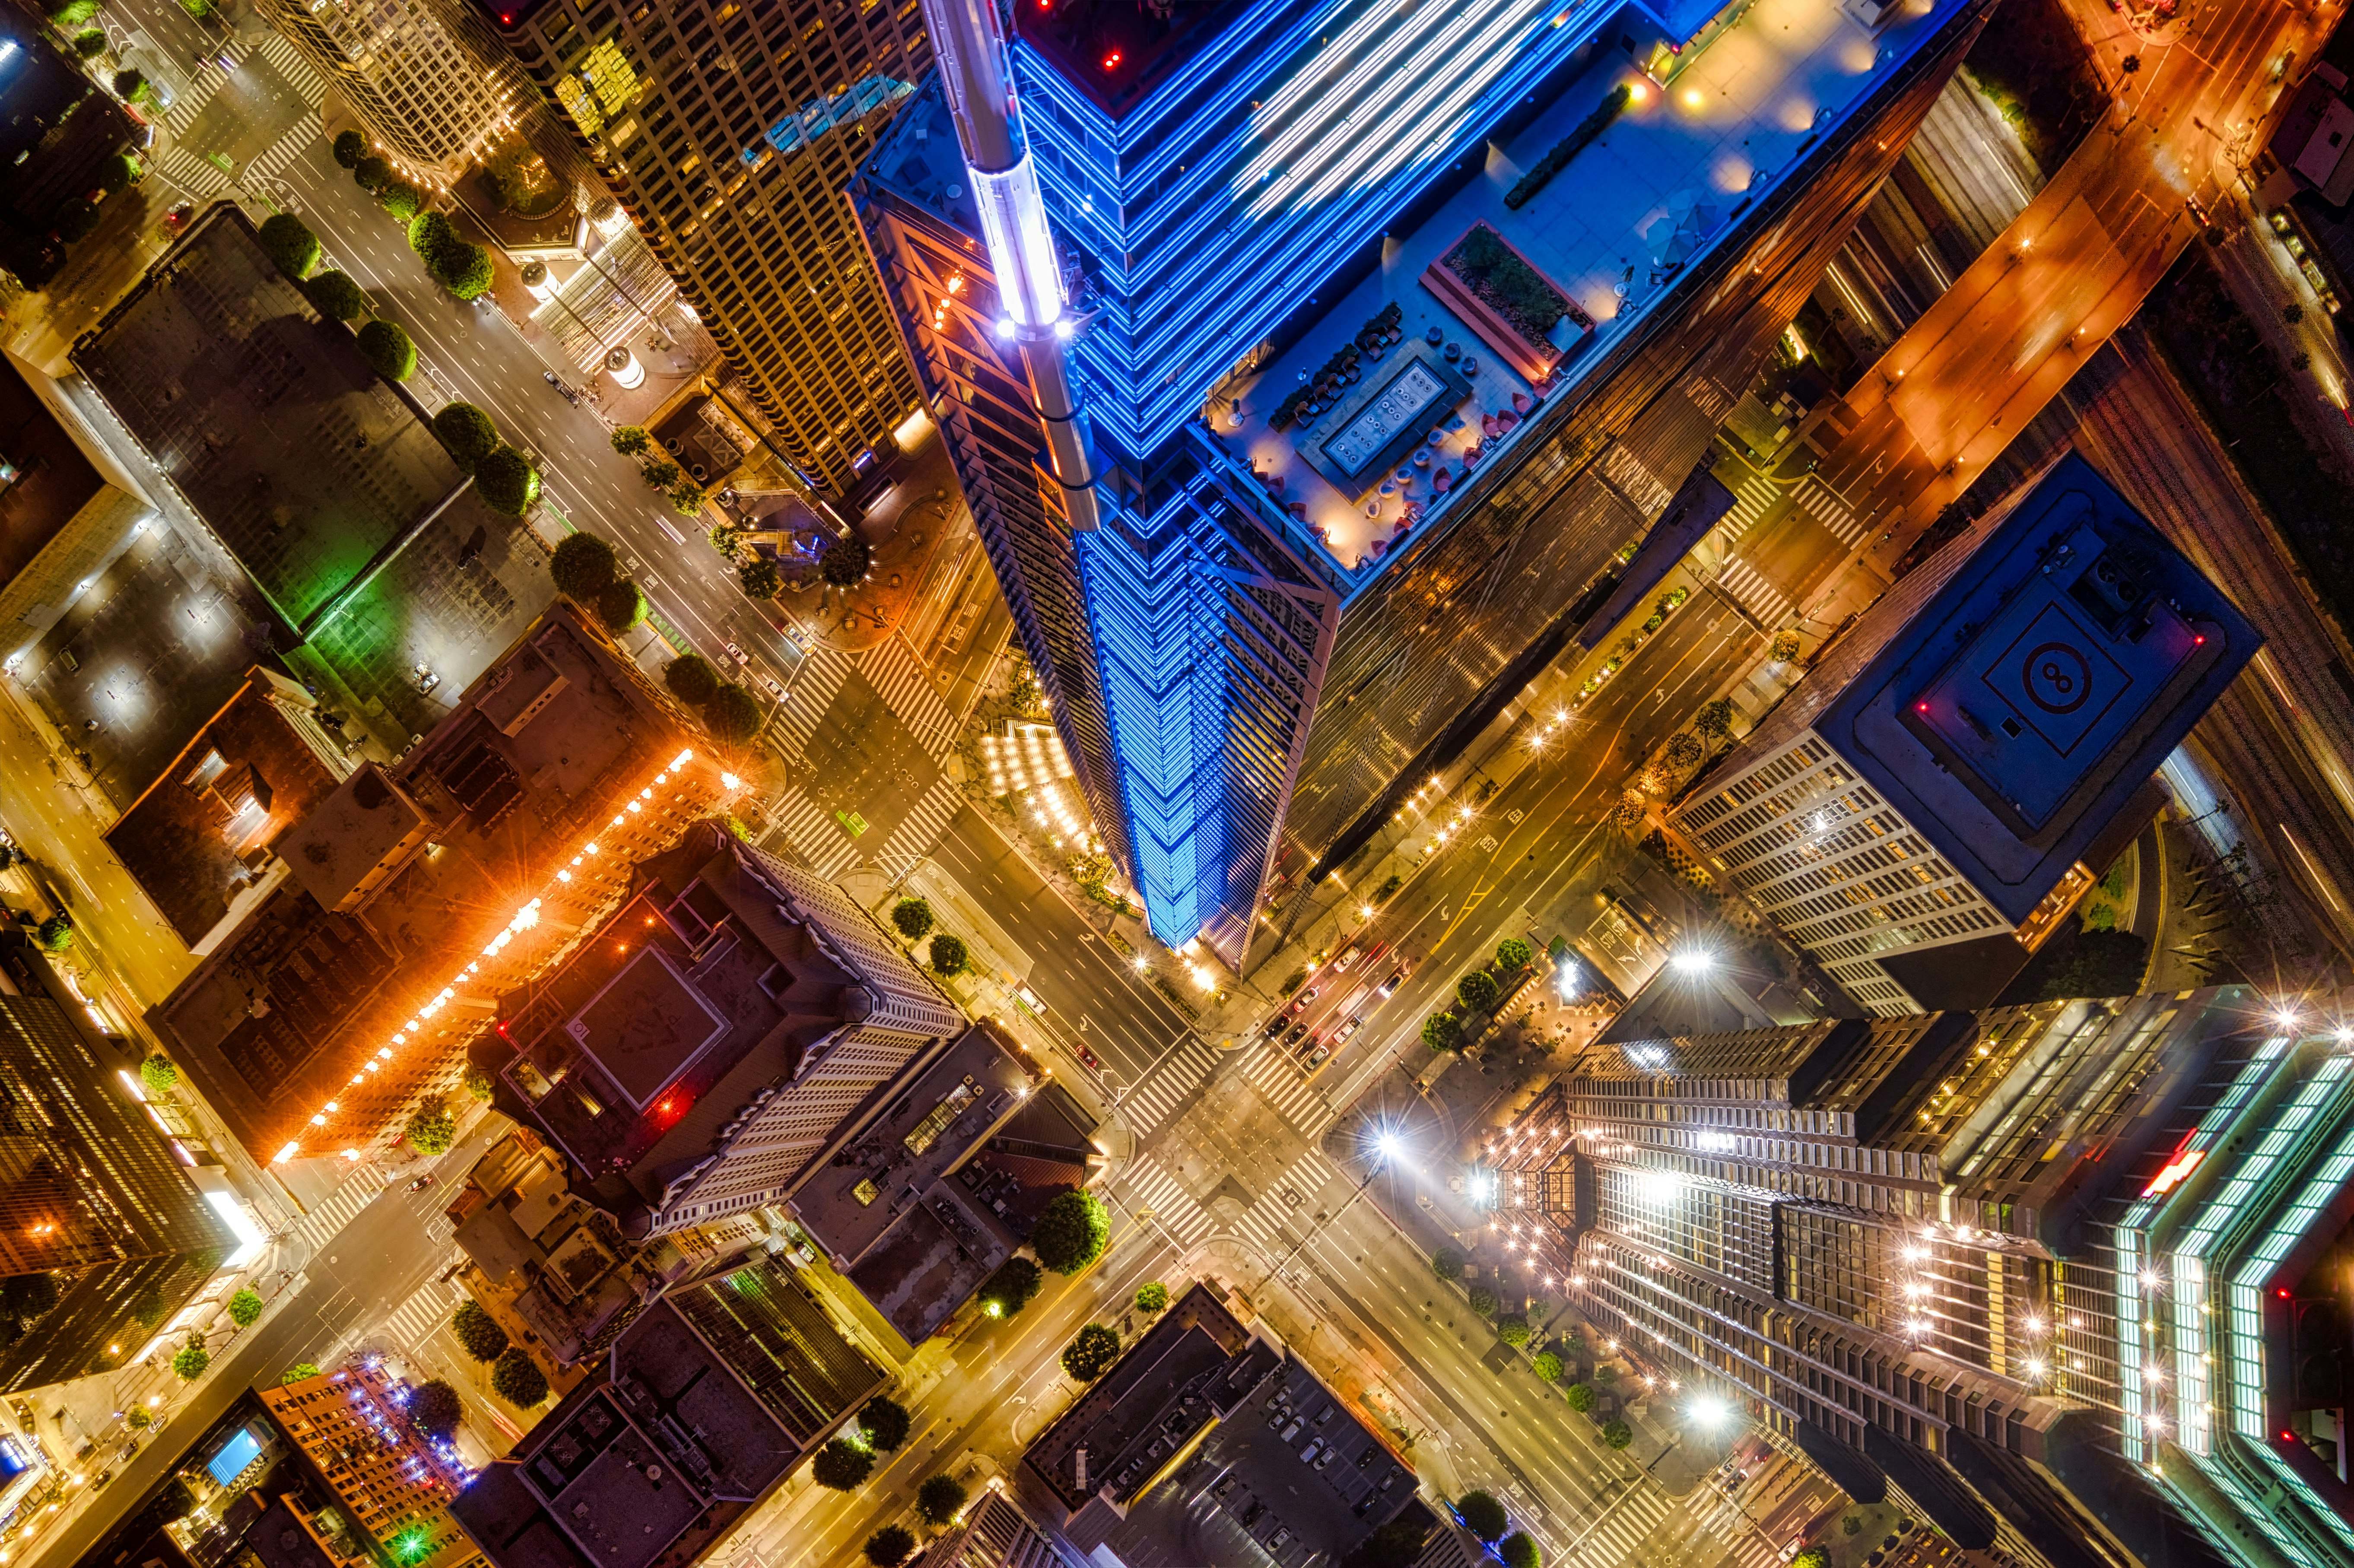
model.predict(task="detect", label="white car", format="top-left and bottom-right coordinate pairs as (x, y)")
top-left (1016, 985), bottom-right (1048, 1016)
top-left (760, 673), bottom-right (786, 701)
top-left (724, 641), bottom-right (750, 666)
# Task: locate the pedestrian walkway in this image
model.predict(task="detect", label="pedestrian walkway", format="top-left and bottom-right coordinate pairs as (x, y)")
top-left (1115, 1035), bottom-right (1221, 1135)
top-left (1240, 1044), bottom-right (1339, 1138)
top-left (384, 1278), bottom-right (461, 1351)
top-left (871, 777), bottom-right (963, 881)
top-left (1571, 1483), bottom-right (1672, 1568)
top-left (1231, 1146), bottom-right (1336, 1254)
top-left (1792, 474), bottom-right (1867, 547)
top-left (1714, 560), bottom-right (1792, 630)
top-left (860, 638), bottom-right (958, 758)
top-left (291, 1166), bottom-right (389, 1254)
top-left (1118, 1154), bottom-right (1215, 1248)
top-left (1718, 468), bottom-right (1780, 544)
top-left (762, 783), bottom-right (861, 878)
top-left (772, 645), bottom-right (854, 754)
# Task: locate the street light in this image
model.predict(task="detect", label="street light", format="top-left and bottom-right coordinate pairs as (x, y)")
top-left (1669, 948), bottom-right (1714, 975)
top-left (1267, 1125), bottom-right (1409, 1278)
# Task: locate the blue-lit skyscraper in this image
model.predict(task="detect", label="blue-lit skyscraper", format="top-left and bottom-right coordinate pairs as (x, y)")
top-left (855, 0), bottom-right (1991, 965)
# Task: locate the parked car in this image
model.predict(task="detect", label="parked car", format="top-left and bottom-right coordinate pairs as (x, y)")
top-left (1377, 967), bottom-right (1407, 998)
top-left (1016, 985), bottom-right (1048, 1016)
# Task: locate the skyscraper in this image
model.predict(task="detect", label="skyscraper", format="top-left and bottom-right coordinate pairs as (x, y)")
top-left (1482, 987), bottom-right (2354, 1568)
top-left (853, 0), bottom-right (1992, 965)
top-left (1671, 453), bottom-right (2258, 1015)
top-left (469, 0), bottom-right (928, 486)
top-left (260, 0), bottom-right (516, 178)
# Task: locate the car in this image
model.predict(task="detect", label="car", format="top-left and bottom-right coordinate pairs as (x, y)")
top-left (1278, 1419), bottom-right (1303, 1441)
top-left (760, 674), bottom-right (786, 701)
top-left (1294, 986), bottom-right (1318, 1007)
top-left (1263, 1017), bottom-right (1287, 1040)
top-left (1312, 1447), bottom-right (1336, 1471)
top-left (1333, 1018), bottom-right (1363, 1044)
top-left (1283, 1023), bottom-right (1307, 1045)
top-left (1377, 968), bottom-right (1406, 998)
top-left (1016, 985), bottom-right (1048, 1016)
top-left (1306, 1044), bottom-right (1329, 1067)
top-left (724, 640), bottom-right (750, 665)
top-left (406, 1174), bottom-right (435, 1193)
top-left (1297, 1438), bottom-right (1323, 1463)
top-left (1332, 943), bottom-right (1361, 971)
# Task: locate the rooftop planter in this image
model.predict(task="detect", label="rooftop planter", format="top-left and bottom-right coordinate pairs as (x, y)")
top-left (1505, 84), bottom-right (1629, 211)
top-left (1423, 222), bottom-right (1592, 383)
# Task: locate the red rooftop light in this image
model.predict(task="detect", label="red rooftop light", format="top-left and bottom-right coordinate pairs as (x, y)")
top-left (1915, 701), bottom-right (1929, 714)
top-left (1101, 48), bottom-right (1122, 69)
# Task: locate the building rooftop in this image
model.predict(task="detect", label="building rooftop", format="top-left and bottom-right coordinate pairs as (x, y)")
top-left (1700, 452), bottom-right (2260, 924)
top-left (103, 667), bottom-right (348, 949)
top-left (0, 20), bottom-right (135, 287)
top-left (0, 352), bottom-right (110, 592)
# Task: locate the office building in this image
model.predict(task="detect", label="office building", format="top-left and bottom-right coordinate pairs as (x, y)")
top-left (450, 1253), bottom-right (885, 1568)
top-left (259, 0), bottom-right (516, 178)
top-left (853, 0), bottom-right (1991, 966)
top-left (1671, 453), bottom-right (2258, 1014)
top-left (485, 818), bottom-right (963, 1238)
top-left (0, 16), bottom-right (138, 289)
top-left (152, 607), bottom-right (728, 1171)
top-left (0, 990), bottom-right (239, 1393)
top-left (0, 351), bottom-right (154, 645)
top-left (1479, 985), bottom-right (2354, 1568)
top-left (260, 1362), bottom-right (485, 1568)
top-left (467, 0), bottom-right (928, 488)
top-left (922, 1488), bottom-right (1091, 1568)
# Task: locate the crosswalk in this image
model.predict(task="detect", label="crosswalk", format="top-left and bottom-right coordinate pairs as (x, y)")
top-left (860, 638), bottom-right (958, 758)
top-left (1118, 1154), bottom-right (1216, 1248)
top-left (1231, 1147), bottom-right (1337, 1254)
top-left (1714, 559), bottom-right (1792, 631)
top-left (1792, 474), bottom-right (1868, 547)
top-left (384, 1279), bottom-right (464, 1351)
top-left (762, 784), bottom-right (862, 878)
top-left (1115, 1036), bottom-right (1222, 1135)
top-left (771, 646), bottom-right (855, 755)
top-left (1719, 467), bottom-right (1780, 545)
top-left (871, 777), bottom-right (963, 881)
top-left (1240, 1043), bottom-right (1338, 1137)
top-left (292, 1167), bottom-right (389, 1254)
top-left (1567, 1482), bottom-right (1672, 1568)
top-left (152, 31), bottom-right (327, 198)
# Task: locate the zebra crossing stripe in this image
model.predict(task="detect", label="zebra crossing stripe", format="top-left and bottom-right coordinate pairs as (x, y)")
top-left (1719, 472), bottom-right (1778, 544)
top-left (1246, 1056), bottom-right (1335, 1133)
top-left (385, 1281), bottom-right (458, 1349)
top-left (1119, 1158), bottom-right (1211, 1245)
top-left (1795, 475), bottom-right (1865, 546)
top-left (1574, 1490), bottom-right (1670, 1566)
top-left (1716, 561), bottom-right (1791, 628)
top-left (293, 1169), bottom-right (388, 1250)
top-left (762, 784), bottom-right (860, 876)
top-left (870, 778), bottom-right (962, 880)
top-left (1118, 1038), bottom-right (1218, 1133)
top-left (860, 638), bottom-right (958, 757)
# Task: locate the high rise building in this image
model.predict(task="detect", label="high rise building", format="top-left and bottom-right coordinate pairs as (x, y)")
top-left (260, 1362), bottom-right (485, 1568)
top-left (484, 818), bottom-right (963, 1237)
top-left (259, 0), bottom-right (517, 178)
top-left (853, 0), bottom-right (1992, 965)
top-left (1671, 453), bottom-right (2258, 1014)
top-left (0, 987), bottom-right (239, 1393)
top-left (1482, 987), bottom-right (2354, 1568)
top-left (467, 0), bottom-right (928, 487)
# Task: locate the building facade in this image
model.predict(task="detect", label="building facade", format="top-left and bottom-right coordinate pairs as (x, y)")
top-left (259, 0), bottom-right (516, 178)
top-left (260, 1363), bottom-right (485, 1568)
top-left (1672, 454), bottom-right (2258, 1014)
top-left (854, 0), bottom-right (1993, 966)
top-left (466, 0), bottom-right (928, 487)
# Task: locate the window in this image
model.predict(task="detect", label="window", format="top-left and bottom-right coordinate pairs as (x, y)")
top-left (185, 749), bottom-right (228, 790)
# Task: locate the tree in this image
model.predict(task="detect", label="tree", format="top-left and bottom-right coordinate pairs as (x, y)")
top-left (2030, 928), bottom-right (2149, 1003)
top-left (1030, 1189), bottom-right (1109, 1275)
top-left (282, 1362), bottom-right (322, 1384)
top-left (1061, 1323), bottom-right (1121, 1381)
top-left (111, 68), bottom-right (150, 103)
top-left (1564, 1382), bottom-right (1595, 1412)
top-left (1696, 697), bottom-right (1735, 745)
top-left (464, 1066), bottom-right (494, 1102)
top-left (1843, 1516), bottom-right (1863, 1537)
top-left (1432, 1247), bottom-right (1464, 1281)
top-left (227, 1289), bottom-right (265, 1328)
top-left (2285, 301), bottom-right (2306, 325)
top-left (550, 533), bottom-right (621, 600)
top-left (702, 684), bottom-right (763, 746)
top-left (72, 29), bottom-right (106, 58)
top-left (432, 403), bottom-right (501, 472)
top-left (821, 536), bottom-right (872, 587)
top-left (332, 129), bottom-right (368, 168)
top-left (915, 1474), bottom-right (968, 1527)
top-left (1499, 1532), bottom-right (1541, 1568)
top-left (929, 932), bottom-right (969, 976)
top-left (124, 1406), bottom-right (150, 1429)
top-left (172, 1341), bottom-right (210, 1381)
top-left (258, 213), bottom-right (321, 279)
top-left (1791, 1553), bottom-right (1827, 1568)
top-left (1665, 731), bottom-right (1705, 769)
top-left (1532, 1351), bottom-right (1563, 1383)
top-left (491, 1347), bottom-right (549, 1405)
top-left (1496, 1314), bottom-right (1530, 1347)
top-left (642, 458), bottom-right (683, 489)
top-left (352, 155), bottom-right (395, 194)
top-left (1421, 1012), bottom-right (1463, 1052)
top-left (1135, 1281), bottom-right (1169, 1314)
top-left (979, 1257), bottom-right (1042, 1319)
top-left (408, 210), bottom-right (456, 262)
top-left (1468, 1286), bottom-right (1498, 1316)
top-left (737, 557), bottom-right (781, 599)
top-left (356, 319), bottom-right (418, 381)
top-left (595, 578), bottom-right (648, 636)
top-left (1457, 970), bottom-right (1499, 1011)
top-left (404, 1100), bottom-right (456, 1156)
top-left (43, 0), bottom-right (98, 21)
top-left (140, 1054), bottom-right (179, 1095)
top-left (379, 183), bottom-right (424, 223)
top-left (34, 914), bottom-right (72, 953)
top-left (474, 446), bottom-right (541, 515)
top-left (665, 652), bottom-right (720, 705)
top-left (865, 1527), bottom-right (916, 1567)
top-left (892, 898), bottom-right (935, 939)
top-left (858, 1394), bottom-right (911, 1452)
top-left (434, 241), bottom-right (496, 301)
top-left (143, 1475), bottom-right (196, 1527)
top-left (811, 1437), bottom-right (874, 1490)
top-left (305, 269), bottom-right (370, 321)
top-left (1496, 936), bottom-right (1532, 970)
top-left (98, 152), bottom-right (140, 195)
top-left (669, 480), bottom-right (707, 517)
top-left (452, 1300), bottom-right (509, 1362)
top-left (1455, 1492), bottom-right (1508, 1543)
top-left (2120, 52), bottom-right (2141, 73)
top-left (1599, 1419), bottom-right (1632, 1450)
top-left (1592, 1363), bottom-right (1618, 1388)
top-left (1770, 630), bottom-right (1802, 662)
top-left (54, 197), bottom-right (99, 242)
top-left (409, 1380), bottom-right (462, 1439)
top-left (610, 425), bottom-right (652, 457)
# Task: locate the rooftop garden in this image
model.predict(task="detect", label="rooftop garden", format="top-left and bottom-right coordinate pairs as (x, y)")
top-left (1437, 224), bottom-right (1587, 351)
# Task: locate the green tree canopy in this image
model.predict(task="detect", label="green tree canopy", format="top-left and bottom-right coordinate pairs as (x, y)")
top-left (452, 1299), bottom-right (509, 1361)
top-left (668, 480), bottom-right (706, 517)
top-left (1455, 1491), bottom-right (1508, 1543)
top-left (1030, 1190), bottom-right (1109, 1275)
top-left (140, 1054), bottom-right (179, 1095)
top-left (1061, 1323), bottom-right (1121, 1381)
top-left (892, 898), bottom-right (935, 938)
top-left (171, 1342), bottom-right (210, 1381)
top-left (929, 933), bottom-right (968, 976)
top-left (641, 458), bottom-right (683, 489)
top-left (1468, 1286), bottom-right (1498, 1316)
top-left (352, 155), bottom-right (396, 194)
top-left (736, 557), bottom-right (782, 600)
top-left (821, 536), bottom-right (873, 587)
top-left (702, 684), bottom-right (763, 746)
top-left (304, 269), bottom-right (370, 321)
top-left (408, 210), bottom-right (456, 263)
top-left (1599, 1419), bottom-right (1632, 1450)
top-left (915, 1474), bottom-right (968, 1527)
top-left (71, 29), bottom-right (106, 58)
top-left (281, 1362), bottom-right (322, 1385)
top-left (491, 1347), bottom-right (549, 1405)
top-left (98, 152), bottom-right (140, 194)
top-left (356, 319), bottom-right (417, 381)
top-left (379, 183), bottom-right (424, 223)
top-left (409, 1380), bottom-right (462, 1439)
top-left (810, 1437), bottom-right (873, 1490)
top-left (46, 0), bottom-right (99, 26)
top-left (1343, 1520), bottom-right (1431, 1568)
top-left (431, 403), bottom-right (501, 472)
top-left (434, 241), bottom-right (496, 301)
top-left (865, 1527), bottom-right (916, 1567)
top-left (227, 1288), bottom-right (265, 1327)
top-left (2031, 928), bottom-right (2151, 1003)
top-left (595, 578), bottom-right (648, 636)
top-left (111, 68), bottom-right (149, 103)
top-left (257, 214), bottom-right (321, 279)
top-left (858, 1394), bottom-right (911, 1452)
top-left (464, 1066), bottom-right (494, 1102)
top-left (34, 914), bottom-right (72, 952)
top-left (610, 425), bottom-right (651, 456)
top-left (664, 652), bottom-right (720, 705)
top-left (1135, 1281), bottom-right (1169, 1314)
top-left (404, 1101), bottom-right (455, 1156)
top-left (1499, 1532), bottom-right (1541, 1568)
top-left (1420, 1012), bottom-right (1463, 1052)
top-left (1496, 937), bottom-right (1532, 970)
top-left (1496, 1314), bottom-right (1530, 1347)
top-left (2, 1273), bottom-right (59, 1320)
top-left (1532, 1351), bottom-right (1563, 1383)
top-left (332, 129), bottom-right (367, 168)
top-left (1457, 970), bottom-right (1499, 1012)
top-left (1432, 1247), bottom-right (1464, 1281)
top-left (474, 446), bottom-right (540, 515)
top-left (978, 1257), bottom-right (1042, 1319)
top-left (550, 532), bottom-right (621, 600)
top-left (1696, 697), bottom-right (1735, 743)
top-left (1791, 1551), bottom-right (1827, 1568)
